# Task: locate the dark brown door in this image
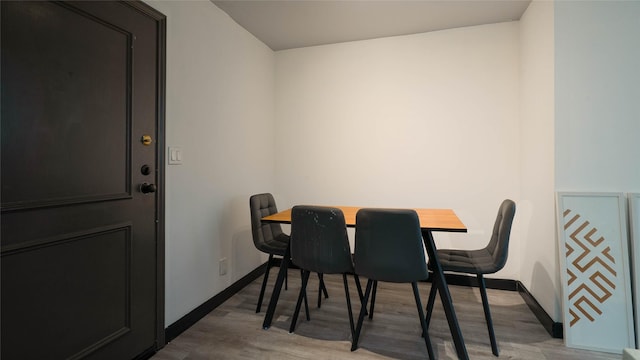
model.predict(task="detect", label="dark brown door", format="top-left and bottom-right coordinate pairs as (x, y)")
top-left (1, 1), bottom-right (165, 359)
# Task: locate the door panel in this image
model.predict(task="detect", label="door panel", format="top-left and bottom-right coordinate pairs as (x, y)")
top-left (2, 225), bottom-right (132, 359)
top-left (1, 2), bottom-right (165, 359)
top-left (1, 1), bottom-right (132, 209)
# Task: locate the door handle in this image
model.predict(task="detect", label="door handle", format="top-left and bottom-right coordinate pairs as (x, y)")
top-left (140, 183), bottom-right (157, 194)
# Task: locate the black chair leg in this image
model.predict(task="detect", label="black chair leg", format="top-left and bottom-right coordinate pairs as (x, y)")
top-left (425, 276), bottom-right (438, 327)
top-left (300, 269), bottom-right (310, 320)
top-left (303, 282), bottom-right (310, 321)
top-left (478, 274), bottom-right (499, 356)
top-left (317, 273), bottom-right (329, 309)
top-left (368, 280), bottom-right (378, 319)
top-left (303, 292), bottom-right (310, 321)
top-left (343, 274), bottom-right (355, 338)
top-left (412, 282), bottom-right (435, 360)
top-left (351, 279), bottom-right (373, 351)
top-left (353, 274), bottom-right (368, 316)
top-left (256, 254), bottom-right (273, 313)
top-left (321, 274), bottom-right (329, 298)
top-left (290, 270), bottom-right (311, 333)
top-left (317, 273), bottom-right (329, 308)
top-left (354, 274), bottom-right (364, 301)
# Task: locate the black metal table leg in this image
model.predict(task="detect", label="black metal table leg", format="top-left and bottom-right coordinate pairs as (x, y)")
top-left (422, 229), bottom-right (469, 360)
top-left (262, 245), bottom-right (291, 329)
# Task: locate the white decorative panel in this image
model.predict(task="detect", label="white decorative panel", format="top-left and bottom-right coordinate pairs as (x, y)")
top-left (629, 193), bottom-right (640, 349)
top-left (556, 192), bottom-right (634, 353)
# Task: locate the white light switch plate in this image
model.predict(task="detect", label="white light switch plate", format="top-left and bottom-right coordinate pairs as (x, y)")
top-left (168, 146), bottom-right (182, 165)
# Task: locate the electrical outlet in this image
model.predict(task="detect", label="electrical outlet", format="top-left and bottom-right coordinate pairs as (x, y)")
top-left (219, 257), bottom-right (228, 276)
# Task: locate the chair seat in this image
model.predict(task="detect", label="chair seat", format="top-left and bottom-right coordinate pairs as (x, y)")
top-left (437, 248), bottom-right (499, 274)
top-left (258, 233), bottom-right (289, 256)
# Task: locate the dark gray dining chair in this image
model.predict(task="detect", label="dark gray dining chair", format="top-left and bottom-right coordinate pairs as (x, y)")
top-left (288, 206), bottom-right (363, 336)
top-left (425, 199), bottom-right (516, 356)
top-left (249, 193), bottom-right (328, 314)
top-left (249, 193), bottom-right (291, 313)
top-left (351, 208), bottom-right (434, 359)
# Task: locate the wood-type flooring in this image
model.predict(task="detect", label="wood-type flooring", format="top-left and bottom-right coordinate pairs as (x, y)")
top-left (152, 270), bottom-right (620, 360)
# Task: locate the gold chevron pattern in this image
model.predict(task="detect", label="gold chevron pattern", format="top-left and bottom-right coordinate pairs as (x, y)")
top-left (563, 209), bottom-right (617, 327)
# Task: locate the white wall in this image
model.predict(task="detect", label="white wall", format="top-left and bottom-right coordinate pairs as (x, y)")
top-left (274, 23), bottom-right (522, 279)
top-left (519, 1), bottom-right (558, 320)
top-left (142, 0), bottom-right (640, 330)
top-left (555, 1), bottom-right (640, 192)
top-left (146, 0), bottom-right (276, 326)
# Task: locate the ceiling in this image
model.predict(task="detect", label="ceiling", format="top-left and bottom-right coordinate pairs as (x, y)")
top-left (212, 0), bottom-right (532, 51)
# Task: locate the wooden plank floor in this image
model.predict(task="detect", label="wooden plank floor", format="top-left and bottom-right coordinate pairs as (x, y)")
top-left (152, 270), bottom-right (619, 360)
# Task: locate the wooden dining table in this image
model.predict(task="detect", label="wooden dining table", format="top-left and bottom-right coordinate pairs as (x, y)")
top-left (261, 205), bottom-right (470, 360)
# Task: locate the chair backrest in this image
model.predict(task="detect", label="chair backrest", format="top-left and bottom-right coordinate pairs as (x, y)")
top-left (354, 208), bottom-right (428, 283)
top-left (249, 193), bottom-right (286, 251)
top-left (290, 205), bottom-right (354, 274)
top-left (484, 199), bottom-right (516, 272)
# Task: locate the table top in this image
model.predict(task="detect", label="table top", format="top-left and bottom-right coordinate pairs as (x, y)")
top-left (262, 205), bottom-right (467, 232)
